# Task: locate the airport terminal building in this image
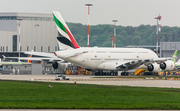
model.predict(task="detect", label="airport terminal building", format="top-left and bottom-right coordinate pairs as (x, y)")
top-left (0, 12), bottom-right (58, 53)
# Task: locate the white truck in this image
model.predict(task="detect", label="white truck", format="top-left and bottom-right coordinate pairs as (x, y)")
top-left (55, 75), bottom-right (69, 80)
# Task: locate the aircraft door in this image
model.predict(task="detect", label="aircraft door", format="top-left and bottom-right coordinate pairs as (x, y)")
top-left (135, 51), bottom-right (140, 59)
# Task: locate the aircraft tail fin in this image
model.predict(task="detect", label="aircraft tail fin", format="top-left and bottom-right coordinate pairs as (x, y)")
top-left (172, 50), bottom-right (178, 62)
top-left (27, 50), bottom-right (33, 63)
top-left (27, 54), bottom-right (32, 63)
top-left (52, 11), bottom-right (80, 50)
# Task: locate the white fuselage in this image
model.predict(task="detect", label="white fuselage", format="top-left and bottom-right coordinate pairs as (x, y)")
top-left (55, 47), bottom-right (158, 71)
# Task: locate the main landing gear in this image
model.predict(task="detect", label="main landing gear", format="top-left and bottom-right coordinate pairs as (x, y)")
top-left (121, 72), bottom-right (129, 76)
top-left (94, 71), bottom-right (129, 76)
top-left (95, 71), bottom-right (118, 76)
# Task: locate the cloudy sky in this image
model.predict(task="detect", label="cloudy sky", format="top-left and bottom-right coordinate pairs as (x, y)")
top-left (1, 0), bottom-right (180, 27)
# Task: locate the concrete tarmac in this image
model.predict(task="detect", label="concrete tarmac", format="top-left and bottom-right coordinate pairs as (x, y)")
top-left (0, 109), bottom-right (177, 111)
top-left (1, 75), bottom-right (180, 88)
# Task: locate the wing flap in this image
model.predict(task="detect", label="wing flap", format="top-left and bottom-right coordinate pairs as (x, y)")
top-left (116, 58), bottom-right (169, 70)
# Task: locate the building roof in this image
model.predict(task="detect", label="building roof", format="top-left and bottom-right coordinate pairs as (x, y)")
top-left (0, 12), bottom-right (52, 17)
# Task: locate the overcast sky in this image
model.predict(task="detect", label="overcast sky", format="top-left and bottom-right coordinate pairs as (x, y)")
top-left (1, 0), bottom-right (180, 27)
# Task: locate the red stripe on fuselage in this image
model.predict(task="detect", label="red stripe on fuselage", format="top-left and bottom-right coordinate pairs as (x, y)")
top-left (64, 27), bottom-right (80, 49)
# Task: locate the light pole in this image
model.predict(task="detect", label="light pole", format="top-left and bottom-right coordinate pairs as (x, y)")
top-left (34, 24), bottom-right (39, 52)
top-left (17, 18), bottom-right (23, 61)
top-left (112, 34), bottom-right (114, 47)
top-left (112, 20), bottom-right (118, 48)
top-left (85, 3), bottom-right (93, 47)
top-left (154, 15), bottom-right (162, 56)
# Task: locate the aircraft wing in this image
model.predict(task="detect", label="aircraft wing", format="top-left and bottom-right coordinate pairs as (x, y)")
top-left (116, 58), bottom-right (170, 70)
top-left (3, 50), bottom-right (64, 63)
top-left (24, 51), bottom-right (57, 58)
top-left (175, 59), bottom-right (180, 67)
top-left (19, 57), bottom-right (62, 62)
top-left (3, 56), bottom-right (63, 63)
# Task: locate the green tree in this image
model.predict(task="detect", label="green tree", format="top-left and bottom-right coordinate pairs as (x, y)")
top-left (132, 36), bottom-right (141, 45)
top-left (66, 22), bottom-right (180, 47)
top-left (102, 41), bottom-right (112, 47)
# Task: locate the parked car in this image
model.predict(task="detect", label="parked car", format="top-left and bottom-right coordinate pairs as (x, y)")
top-left (55, 75), bottom-right (69, 80)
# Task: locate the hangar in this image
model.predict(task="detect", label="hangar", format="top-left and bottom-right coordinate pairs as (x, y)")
top-left (0, 12), bottom-right (58, 53)
top-left (0, 12), bottom-right (59, 74)
top-left (160, 42), bottom-right (180, 59)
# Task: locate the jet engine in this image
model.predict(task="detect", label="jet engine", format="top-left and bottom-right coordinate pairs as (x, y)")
top-left (147, 63), bottom-right (162, 72)
top-left (160, 61), bottom-right (175, 70)
top-left (52, 62), bottom-right (68, 70)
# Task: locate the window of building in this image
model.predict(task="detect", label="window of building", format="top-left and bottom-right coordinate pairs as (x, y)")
top-left (34, 18), bottom-right (37, 21)
top-left (34, 46), bottom-right (36, 51)
top-left (20, 46), bottom-right (22, 51)
top-left (55, 46), bottom-right (57, 51)
top-left (41, 46), bottom-right (43, 52)
top-left (27, 46), bottom-right (29, 51)
top-left (12, 35), bottom-right (17, 52)
top-left (0, 16), bottom-right (17, 20)
top-left (0, 47), bottom-right (2, 52)
top-left (6, 46), bottom-right (8, 52)
top-left (27, 17), bottom-right (32, 21)
top-left (0, 16), bottom-right (54, 21)
top-left (48, 46), bottom-right (50, 52)
top-left (3, 47), bottom-right (4, 52)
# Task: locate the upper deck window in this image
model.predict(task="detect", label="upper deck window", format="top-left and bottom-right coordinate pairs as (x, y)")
top-left (96, 51), bottom-right (106, 53)
top-left (110, 51), bottom-right (133, 53)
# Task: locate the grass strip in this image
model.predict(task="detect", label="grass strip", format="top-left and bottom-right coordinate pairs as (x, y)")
top-left (0, 80), bottom-right (180, 109)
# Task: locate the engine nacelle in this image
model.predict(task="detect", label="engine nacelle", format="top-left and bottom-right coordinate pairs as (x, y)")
top-left (52, 62), bottom-right (68, 70)
top-left (160, 60), bottom-right (175, 70)
top-left (147, 63), bottom-right (162, 72)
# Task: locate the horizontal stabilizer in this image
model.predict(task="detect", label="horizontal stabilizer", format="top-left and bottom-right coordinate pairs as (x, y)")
top-left (63, 51), bottom-right (88, 58)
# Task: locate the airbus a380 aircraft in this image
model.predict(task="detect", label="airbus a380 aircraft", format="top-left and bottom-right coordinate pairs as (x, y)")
top-left (52, 11), bottom-right (175, 75)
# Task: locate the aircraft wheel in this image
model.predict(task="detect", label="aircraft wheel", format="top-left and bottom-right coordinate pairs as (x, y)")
top-left (115, 72), bottom-right (118, 76)
top-left (97, 72), bottom-right (100, 76)
top-left (126, 72), bottom-right (128, 76)
top-left (104, 72), bottom-right (106, 76)
top-left (121, 72), bottom-right (124, 76)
